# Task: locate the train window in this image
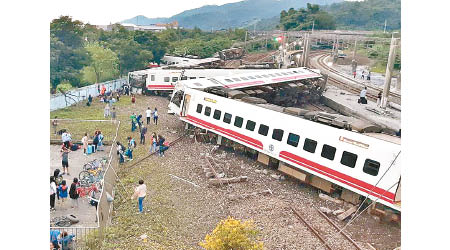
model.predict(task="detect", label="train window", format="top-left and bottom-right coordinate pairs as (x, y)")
top-left (275, 73), bottom-right (282, 76)
top-left (248, 76), bottom-right (256, 79)
top-left (232, 78), bottom-right (241, 81)
top-left (241, 77), bottom-right (248, 80)
top-left (340, 151), bottom-right (358, 168)
top-left (287, 133), bottom-right (300, 147)
top-left (151, 75), bottom-right (155, 81)
top-left (234, 116), bottom-right (243, 128)
top-left (262, 75), bottom-right (269, 78)
top-left (223, 113), bottom-right (232, 124)
top-left (321, 144), bottom-right (336, 160)
top-left (196, 104), bottom-right (203, 114)
top-left (172, 77), bottom-right (178, 82)
top-left (199, 77), bottom-right (205, 79)
top-left (269, 74), bottom-right (276, 77)
top-left (293, 70), bottom-right (298, 73)
top-left (181, 76), bottom-right (188, 80)
top-left (213, 110), bottom-right (222, 120)
top-left (281, 72), bottom-right (289, 75)
top-left (189, 77), bottom-right (196, 79)
top-left (303, 138), bottom-right (317, 153)
top-left (225, 79), bottom-right (233, 83)
top-left (204, 106), bottom-right (211, 116)
top-left (164, 77), bottom-right (170, 82)
top-left (363, 159), bottom-right (380, 176)
top-left (258, 124), bottom-right (269, 136)
top-left (272, 129), bottom-right (284, 141)
top-left (255, 75), bottom-right (263, 78)
top-left (246, 120), bottom-right (256, 131)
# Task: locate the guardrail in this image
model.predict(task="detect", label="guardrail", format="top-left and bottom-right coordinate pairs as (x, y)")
top-left (50, 79), bottom-right (126, 111)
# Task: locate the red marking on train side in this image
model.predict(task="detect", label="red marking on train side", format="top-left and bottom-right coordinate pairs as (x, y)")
top-left (279, 151), bottom-right (395, 203)
top-left (271, 74), bottom-right (320, 82)
top-left (223, 81), bottom-right (265, 88)
top-left (147, 84), bottom-right (174, 89)
top-left (186, 115), bottom-right (263, 149)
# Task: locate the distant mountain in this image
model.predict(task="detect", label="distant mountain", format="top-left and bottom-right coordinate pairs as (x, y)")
top-left (121, 0), bottom-right (343, 30)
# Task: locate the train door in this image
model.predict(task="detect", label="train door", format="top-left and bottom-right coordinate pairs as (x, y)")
top-left (181, 94), bottom-right (191, 117)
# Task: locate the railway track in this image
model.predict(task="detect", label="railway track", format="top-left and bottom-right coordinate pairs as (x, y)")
top-left (313, 53), bottom-right (401, 105)
top-left (291, 206), bottom-right (363, 250)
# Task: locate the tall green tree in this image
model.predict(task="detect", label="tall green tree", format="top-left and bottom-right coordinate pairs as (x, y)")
top-left (279, 4), bottom-right (336, 31)
top-left (81, 42), bottom-right (119, 84)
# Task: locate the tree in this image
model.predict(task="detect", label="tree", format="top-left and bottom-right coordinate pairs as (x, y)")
top-left (81, 42), bottom-right (119, 84)
top-left (199, 217), bottom-right (263, 250)
top-left (280, 5), bottom-right (336, 31)
top-left (50, 16), bottom-right (85, 48)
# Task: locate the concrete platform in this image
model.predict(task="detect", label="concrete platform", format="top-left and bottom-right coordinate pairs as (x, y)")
top-left (322, 85), bottom-right (401, 132)
top-left (50, 144), bottom-right (111, 227)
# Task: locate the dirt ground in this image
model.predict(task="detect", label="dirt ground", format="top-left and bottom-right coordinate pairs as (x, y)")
top-left (50, 144), bottom-right (111, 227)
top-left (82, 94), bottom-right (402, 250)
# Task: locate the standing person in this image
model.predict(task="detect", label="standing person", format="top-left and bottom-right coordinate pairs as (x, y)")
top-left (137, 114), bottom-right (143, 132)
top-left (93, 131), bottom-right (99, 152)
top-left (377, 91), bottom-right (382, 107)
top-left (101, 85), bottom-right (106, 96)
top-left (130, 113), bottom-right (137, 132)
top-left (140, 125), bottom-right (147, 145)
top-left (116, 142), bottom-right (125, 164)
top-left (361, 70), bottom-right (365, 80)
top-left (131, 94), bottom-right (136, 105)
top-left (50, 176), bottom-right (57, 211)
top-left (367, 71), bottom-right (371, 81)
top-left (146, 107), bottom-right (152, 125)
top-left (158, 135), bottom-right (166, 157)
top-left (126, 136), bottom-right (136, 160)
top-left (57, 180), bottom-right (68, 206)
top-left (97, 84), bottom-right (100, 95)
top-left (359, 87), bottom-right (368, 104)
top-left (58, 231), bottom-right (75, 250)
top-left (81, 133), bottom-right (88, 155)
top-left (61, 131), bottom-right (71, 148)
top-left (131, 180), bottom-right (147, 213)
top-left (104, 103), bottom-right (110, 118)
top-left (150, 132), bottom-right (157, 153)
top-left (111, 107), bottom-right (117, 121)
top-left (52, 116), bottom-right (58, 135)
top-left (88, 94), bottom-right (93, 104)
top-left (153, 108), bottom-right (158, 125)
top-left (50, 230), bottom-right (61, 249)
top-left (352, 71), bottom-right (356, 78)
top-left (61, 145), bottom-right (70, 175)
top-left (69, 178), bottom-right (79, 208)
top-left (116, 92), bottom-right (120, 102)
top-left (97, 131), bottom-right (104, 151)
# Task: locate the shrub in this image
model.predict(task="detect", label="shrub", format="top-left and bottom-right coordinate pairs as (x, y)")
top-left (199, 217), bottom-right (263, 250)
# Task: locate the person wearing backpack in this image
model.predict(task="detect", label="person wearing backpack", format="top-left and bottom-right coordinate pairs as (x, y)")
top-left (158, 135), bottom-right (166, 157)
top-left (97, 131), bottom-right (104, 151)
top-left (69, 178), bottom-right (79, 208)
top-left (126, 136), bottom-right (136, 160)
top-left (58, 180), bottom-right (68, 206)
top-left (58, 231), bottom-right (75, 250)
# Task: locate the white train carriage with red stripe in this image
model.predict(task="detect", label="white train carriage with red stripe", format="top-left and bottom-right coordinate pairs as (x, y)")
top-left (169, 72), bottom-right (401, 211)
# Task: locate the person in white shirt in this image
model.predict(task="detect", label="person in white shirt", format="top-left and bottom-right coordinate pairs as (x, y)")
top-left (61, 131), bottom-right (71, 148)
top-left (81, 133), bottom-right (88, 155)
top-left (131, 180), bottom-right (147, 213)
top-left (146, 107), bottom-right (152, 125)
top-left (359, 87), bottom-right (367, 104)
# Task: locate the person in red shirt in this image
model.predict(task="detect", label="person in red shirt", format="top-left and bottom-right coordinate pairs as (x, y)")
top-left (131, 94), bottom-right (136, 104)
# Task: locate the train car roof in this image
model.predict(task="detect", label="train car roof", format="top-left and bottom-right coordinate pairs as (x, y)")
top-left (363, 133), bottom-right (401, 145)
top-left (178, 67), bottom-right (322, 90)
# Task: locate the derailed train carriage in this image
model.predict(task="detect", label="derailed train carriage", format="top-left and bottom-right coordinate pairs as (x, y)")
top-left (168, 67), bottom-right (401, 212)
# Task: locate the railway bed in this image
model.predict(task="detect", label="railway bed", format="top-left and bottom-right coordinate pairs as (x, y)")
top-left (311, 53), bottom-right (401, 106)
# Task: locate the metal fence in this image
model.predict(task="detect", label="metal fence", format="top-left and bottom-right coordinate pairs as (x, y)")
top-left (50, 79), bottom-right (126, 111)
top-left (50, 120), bottom-right (121, 249)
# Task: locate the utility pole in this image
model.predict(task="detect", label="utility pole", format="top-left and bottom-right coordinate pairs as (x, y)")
top-left (265, 32), bottom-right (268, 50)
top-left (381, 33), bottom-right (399, 109)
top-left (244, 31), bottom-right (248, 52)
top-left (312, 20), bottom-right (315, 34)
top-left (383, 19), bottom-right (387, 33)
top-left (353, 38), bottom-right (357, 60)
top-left (304, 33), bottom-right (311, 67)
